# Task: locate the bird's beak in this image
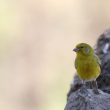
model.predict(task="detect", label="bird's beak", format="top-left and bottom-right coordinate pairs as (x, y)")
top-left (73, 48), bottom-right (80, 52)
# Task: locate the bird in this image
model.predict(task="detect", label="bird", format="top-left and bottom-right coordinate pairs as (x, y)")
top-left (73, 43), bottom-right (101, 94)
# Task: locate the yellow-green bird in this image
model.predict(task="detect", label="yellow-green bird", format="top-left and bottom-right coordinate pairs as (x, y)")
top-left (73, 43), bottom-right (101, 94)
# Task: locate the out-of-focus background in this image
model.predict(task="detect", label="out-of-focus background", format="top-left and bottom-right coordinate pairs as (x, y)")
top-left (0, 0), bottom-right (110, 110)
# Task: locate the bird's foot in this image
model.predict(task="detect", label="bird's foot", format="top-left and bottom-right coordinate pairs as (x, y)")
top-left (93, 89), bottom-right (100, 95)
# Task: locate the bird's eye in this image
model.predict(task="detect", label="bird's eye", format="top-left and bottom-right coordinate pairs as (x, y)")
top-left (80, 46), bottom-right (84, 48)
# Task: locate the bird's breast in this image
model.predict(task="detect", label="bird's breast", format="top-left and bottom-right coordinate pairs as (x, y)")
top-left (76, 57), bottom-right (100, 80)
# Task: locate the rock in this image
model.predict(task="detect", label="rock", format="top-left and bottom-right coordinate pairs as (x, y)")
top-left (65, 87), bottom-right (110, 110)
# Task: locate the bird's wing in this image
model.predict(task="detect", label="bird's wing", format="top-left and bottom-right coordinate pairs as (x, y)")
top-left (75, 58), bottom-right (78, 69)
top-left (94, 54), bottom-right (101, 66)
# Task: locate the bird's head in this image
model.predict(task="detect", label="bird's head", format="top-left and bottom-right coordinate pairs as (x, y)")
top-left (73, 43), bottom-right (94, 56)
